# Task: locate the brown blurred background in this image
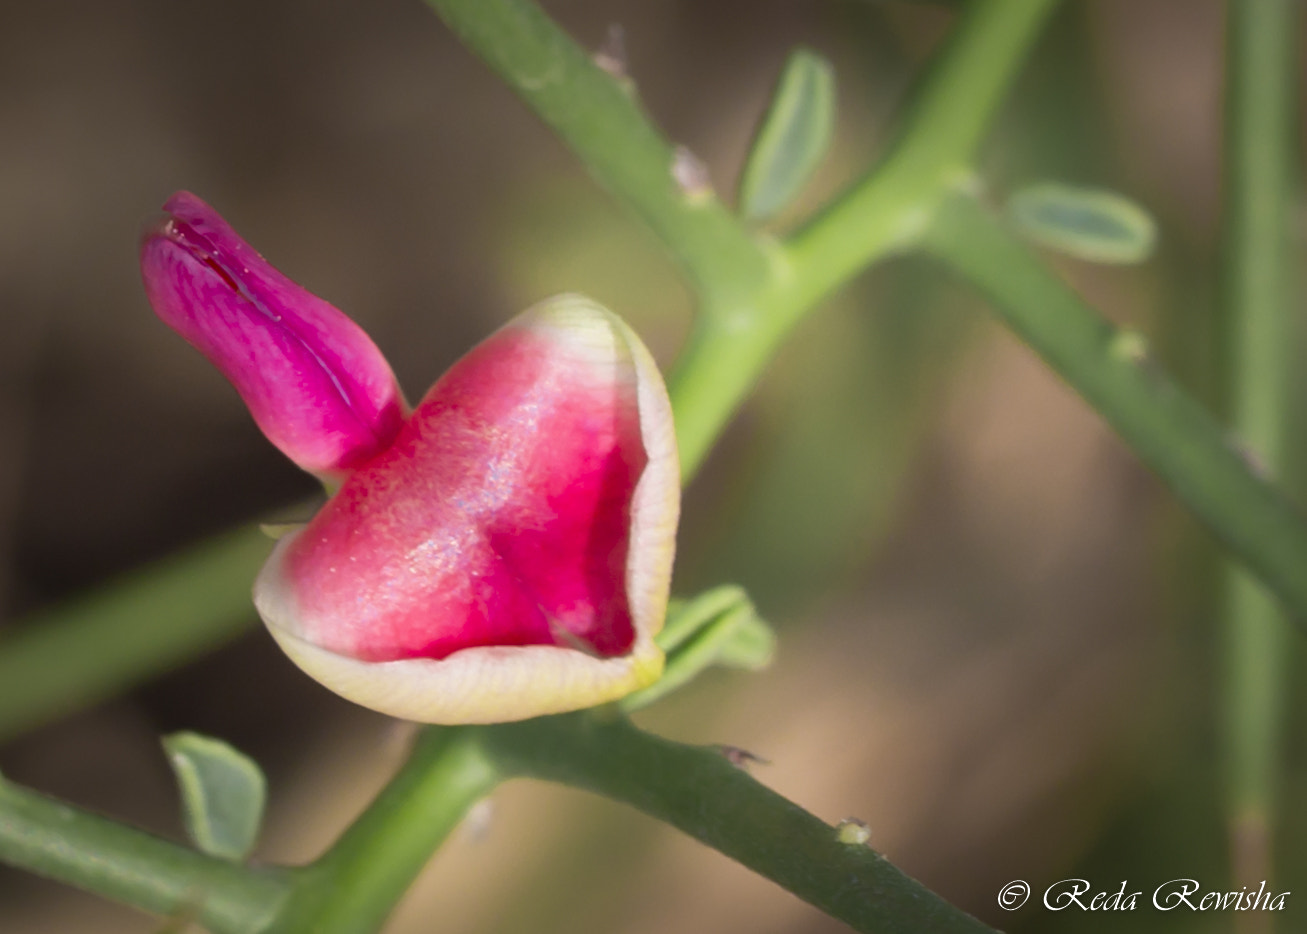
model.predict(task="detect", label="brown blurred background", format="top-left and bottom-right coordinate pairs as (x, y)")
top-left (1, 0), bottom-right (1304, 931)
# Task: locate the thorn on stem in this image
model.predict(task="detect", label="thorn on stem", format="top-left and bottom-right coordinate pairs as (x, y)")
top-left (835, 817), bottom-right (871, 846)
top-left (671, 146), bottom-right (713, 203)
top-left (594, 24), bottom-right (628, 80)
top-left (1108, 328), bottom-right (1149, 366)
top-left (461, 798), bottom-right (496, 843)
top-left (1229, 437), bottom-right (1271, 479)
top-left (715, 744), bottom-right (770, 769)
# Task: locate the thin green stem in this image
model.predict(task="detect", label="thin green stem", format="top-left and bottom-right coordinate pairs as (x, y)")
top-left (925, 192), bottom-right (1307, 624)
top-left (420, 0), bottom-right (768, 309)
top-left (0, 775), bottom-right (289, 933)
top-left (266, 728), bottom-right (500, 934)
top-left (1219, 0), bottom-right (1299, 902)
top-left (0, 526), bottom-right (271, 744)
top-left (477, 713), bottom-right (997, 934)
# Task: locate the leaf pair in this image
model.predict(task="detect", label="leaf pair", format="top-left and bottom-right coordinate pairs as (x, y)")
top-left (740, 46), bottom-right (1158, 269)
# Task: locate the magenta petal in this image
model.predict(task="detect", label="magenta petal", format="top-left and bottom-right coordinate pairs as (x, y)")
top-left (283, 306), bottom-right (645, 660)
top-left (253, 295), bottom-right (680, 724)
top-left (140, 191), bottom-right (406, 479)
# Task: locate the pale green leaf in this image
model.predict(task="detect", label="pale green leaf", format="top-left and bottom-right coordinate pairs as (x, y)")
top-left (1007, 182), bottom-right (1157, 264)
top-left (738, 48), bottom-right (836, 223)
top-left (624, 587), bottom-right (775, 711)
top-left (163, 731), bottom-right (266, 862)
top-left (714, 613), bottom-right (776, 671)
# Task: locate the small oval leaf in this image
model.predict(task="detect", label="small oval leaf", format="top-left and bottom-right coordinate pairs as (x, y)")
top-left (1007, 183), bottom-right (1157, 264)
top-left (738, 48), bottom-right (836, 223)
top-left (163, 731), bottom-right (267, 862)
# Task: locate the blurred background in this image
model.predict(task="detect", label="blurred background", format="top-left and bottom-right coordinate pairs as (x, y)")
top-left (1, 0), bottom-right (1305, 931)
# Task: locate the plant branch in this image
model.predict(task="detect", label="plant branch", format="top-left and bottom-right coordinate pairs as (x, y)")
top-left (423, 0), bottom-right (1062, 481)
top-left (477, 713), bottom-right (998, 934)
top-left (266, 729), bottom-right (500, 934)
top-left (1218, 0), bottom-right (1299, 899)
top-left (420, 0), bottom-right (769, 308)
top-left (0, 526), bottom-right (271, 744)
top-left (784, 0), bottom-right (1061, 312)
top-left (0, 774), bottom-right (289, 933)
top-left (926, 191), bottom-right (1307, 624)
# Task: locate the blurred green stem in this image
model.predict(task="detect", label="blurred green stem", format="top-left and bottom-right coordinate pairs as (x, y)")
top-left (0, 775), bottom-right (289, 933)
top-left (925, 192), bottom-right (1307, 625)
top-left (423, 0), bottom-right (768, 313)
top-left (1219, 0), bottom-right (1299, 907)
top-left (0, 526), bottom-right (270, 743)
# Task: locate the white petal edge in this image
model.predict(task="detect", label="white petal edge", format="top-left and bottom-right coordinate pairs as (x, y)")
top-left (253, 294), bottom-right (679, 724)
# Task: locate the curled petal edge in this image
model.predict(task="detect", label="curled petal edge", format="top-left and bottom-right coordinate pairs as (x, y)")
top-left (253, 296), bottom-right (679, 724)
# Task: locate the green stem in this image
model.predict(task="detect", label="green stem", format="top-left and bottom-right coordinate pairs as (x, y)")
top-left (785, 0), bottom-right (1061, 309)
top-left (925, 192), bottom-right (1307, 624)
top-left (420, 0), bottom-right (769, 308)
top-left (477, 713), bottom-right (997, 934)
top-left (0, 526), bottom-right (271, 744)
top-left (1219, 0), bottom-right (1299, 900)
top-left (0, 775), bottom-right (289, 933)
top-left (266, 728), bottom-right (500, 934)
top-left (424, 0), bottom-right (1062, 481)
top-left (672, 0), bottom-right (1061, 476)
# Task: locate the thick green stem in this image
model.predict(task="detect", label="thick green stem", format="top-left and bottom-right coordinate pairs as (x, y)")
top-left (926, 192), bottom-right (1307, 624)
top-left (1219, 0), bottom-right (1299, 904)
top-left (266, 728), bottom-right (500, 934)
top-left (0, 526), bottom-right (271, 744)
top-left (0, 775), bottom-right (289, 933)
top-left (478, 713), bottom-right (997, 934)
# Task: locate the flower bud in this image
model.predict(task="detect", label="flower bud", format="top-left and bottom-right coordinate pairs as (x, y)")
top-left (254, 295), bottom-right (679, 723)
top-left (140, 192), bottom-right (406, 481)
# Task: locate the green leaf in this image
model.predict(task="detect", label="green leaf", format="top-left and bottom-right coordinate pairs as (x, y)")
top-left (655, 585), bottom-right (750, 653)
top-left (1006, 182), bottom-right (1157, 264)
top-left (163, 731), bottom-right (266, 862)
top-left (714, 612), bottom-right (775, 671)
top-left (623, 587), bottom-right (775, 711)
top-left (738, 48), bottom-right (836, 223)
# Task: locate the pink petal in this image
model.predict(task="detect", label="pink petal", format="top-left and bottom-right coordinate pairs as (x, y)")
top-left (254, 295), bottom-right (680, 723)
top-left (140, 192), bottom-right (406, 480)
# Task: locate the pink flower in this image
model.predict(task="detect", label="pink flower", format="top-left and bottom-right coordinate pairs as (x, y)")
top-left (141, 194), bottom-right (679, 723)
